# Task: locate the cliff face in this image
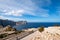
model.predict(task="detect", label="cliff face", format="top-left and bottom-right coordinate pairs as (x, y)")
top-left (16, 21), bottom-right (27, 25)
top-left (0, 19), bottom-right (16, 27)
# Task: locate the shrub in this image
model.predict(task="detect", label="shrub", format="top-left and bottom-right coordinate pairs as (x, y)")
top-left (13, 31), bottom-right (24, 34)
top-left (5, 25), bottom-right (17, 31)
top-left (0, 34), bottom-right (7, 38)
top-left (38, 26), bottom-right (44, 32)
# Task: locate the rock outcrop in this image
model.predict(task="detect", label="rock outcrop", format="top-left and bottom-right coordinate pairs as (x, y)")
top-left (21, 26), bottom-right (60, 40)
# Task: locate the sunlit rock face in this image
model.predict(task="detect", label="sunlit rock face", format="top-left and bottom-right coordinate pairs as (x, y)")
top-left (16, 21), bottom-right (27, 25)
top-left (21, 27), bottom-right (60, 40)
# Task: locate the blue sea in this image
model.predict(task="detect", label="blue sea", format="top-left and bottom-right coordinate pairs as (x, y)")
top-left (13, 22), bottom-right (60, 30)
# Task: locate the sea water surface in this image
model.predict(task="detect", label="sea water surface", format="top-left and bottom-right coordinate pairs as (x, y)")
top-left (13, 22), bottom-right (60, 30)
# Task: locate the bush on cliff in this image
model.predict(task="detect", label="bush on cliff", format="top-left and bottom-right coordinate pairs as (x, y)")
top-left (4, 25), bottom-right (17, 31)
top-left (38, 26), bottom-right (44, 32)
top-left (0, 34), bottom-right (7, 38)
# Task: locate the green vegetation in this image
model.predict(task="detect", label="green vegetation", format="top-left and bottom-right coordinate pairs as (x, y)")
top-left (56, 33), bottom-right (60, 36)
top-left (0, 34), bottom-right (7, 38)
top-left (38, 26), bottom-right (44, 32)
top-left (0, 25), bottom-right (25, 38)
top-left (13, 30), bottom-right (24, 34)
top-left (4, 25), bottom-right (17, 31)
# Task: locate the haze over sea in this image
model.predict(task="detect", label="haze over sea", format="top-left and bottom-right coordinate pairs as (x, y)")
top-left (14, 22), bottom-right (60, 30)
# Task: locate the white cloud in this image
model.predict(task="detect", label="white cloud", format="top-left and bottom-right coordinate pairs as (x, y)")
top-left (39, 9), bottom-right (49, 17)
top-left (5, 10), bottom-right (24, 16)
top-left (0, 16), bottom-right (7, 19)
top-left (0, 0), bottom-right (51, 18)
top-left (56, 7), bottom-right (60, 16)
top-left (0, 15), bottom-right (25, 21)
top-left (0, 16), bottom-right (3, 18)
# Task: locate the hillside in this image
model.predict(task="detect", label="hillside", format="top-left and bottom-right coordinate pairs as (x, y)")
top-left (0, 19), bottom-right (16, 27)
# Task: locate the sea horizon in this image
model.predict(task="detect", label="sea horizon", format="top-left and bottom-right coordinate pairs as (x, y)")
top-left (14, 22), bottom-right (60, 30)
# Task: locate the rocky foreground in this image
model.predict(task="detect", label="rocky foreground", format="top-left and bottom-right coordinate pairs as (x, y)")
top-left (21, 26), bottom-right (60, 40)
top-left (1, 26), bottom-right (60, 40)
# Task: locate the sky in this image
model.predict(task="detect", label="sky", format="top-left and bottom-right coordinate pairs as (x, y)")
top-left (0, 0), bottom-right (60, 22)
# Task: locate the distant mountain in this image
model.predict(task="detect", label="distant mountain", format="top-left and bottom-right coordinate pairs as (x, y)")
top-left (0, 19), bottom-right (27, 27)
top-left (0, 19), bottom-right (16, 27)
